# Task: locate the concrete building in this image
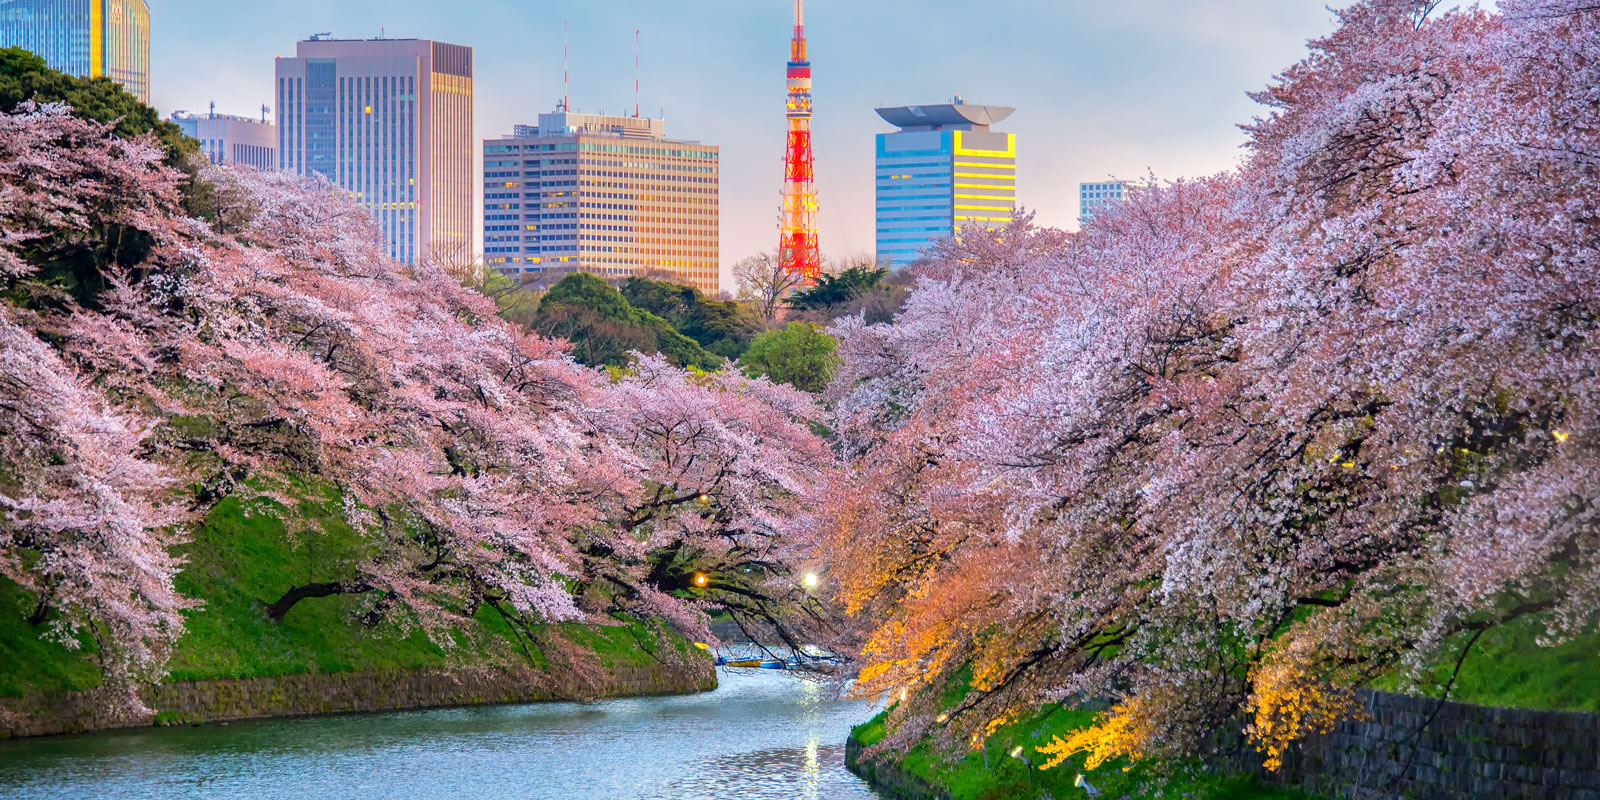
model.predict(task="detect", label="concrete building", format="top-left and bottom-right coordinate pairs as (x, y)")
top-left (1080, 180), bottom-right (1132, 225)
top-left (171, 110), bottom-right (276, 170)
top-left (874, 99), bottom-right (1015, 267)
top-left (0, 0), bottom-right (151, 104)
top-left (275, 37), bottom-right (473, 266)
top-left (483, 110), bottom-right (720, 294)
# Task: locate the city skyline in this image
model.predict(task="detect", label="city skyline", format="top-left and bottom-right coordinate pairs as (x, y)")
top-left (84, 1), bottom-right (1481, 287)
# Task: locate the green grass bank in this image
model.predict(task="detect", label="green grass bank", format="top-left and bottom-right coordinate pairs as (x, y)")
top-left (848, 704), bottom-right (1323, 800)
top-left (1, 489), bottom-right (709, 724)
top-left (845, 622), bottom-right (1599, 800)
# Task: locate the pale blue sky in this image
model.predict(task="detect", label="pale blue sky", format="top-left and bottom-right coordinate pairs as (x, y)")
top-left (147, 1), bottom-right (1483, 282)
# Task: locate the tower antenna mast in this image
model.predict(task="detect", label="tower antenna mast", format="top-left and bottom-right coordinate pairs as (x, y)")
top-left (562, 21), bottom-right (570, 112)
top-left (634, 29), bottom-right (641, 118)
top-left (777, 0), bottom-right (821, 282)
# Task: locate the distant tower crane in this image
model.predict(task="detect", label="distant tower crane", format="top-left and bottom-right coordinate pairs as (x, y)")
top-left (778, 0), bottom-right (821, 282)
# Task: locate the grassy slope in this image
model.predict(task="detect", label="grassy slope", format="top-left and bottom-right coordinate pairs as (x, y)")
top-left (1373, 616), bottom-right (1600, 714)
top-left (849, 667), bottom-right (1319, 800)
top-left (847, 616), bottom-right (1599, 800)
top-left (1, 489), bottom-right (695, 699)
top-left (852, 705), bottom-right (1320, 800)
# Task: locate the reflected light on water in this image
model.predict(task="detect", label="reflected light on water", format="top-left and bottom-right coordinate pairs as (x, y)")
top-left (0, 672), bottom-right (885, 800)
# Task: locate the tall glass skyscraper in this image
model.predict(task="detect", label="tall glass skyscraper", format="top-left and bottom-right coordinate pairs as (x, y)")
top-left (0, 0), bottom-right (151, 104)
top-left (874, 100), bottom-right (1015, 267)
top-left (482, 111), bottom-right (721, 294)
top-left (275, 37), bottom-right (474, 266)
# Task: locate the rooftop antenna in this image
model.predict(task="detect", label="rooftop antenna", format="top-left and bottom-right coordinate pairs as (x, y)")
top-left (378, 26), bottom-right (385, 40)
top-left (261, 103), bottom-right (270, 124)
top-left (208, 101), bottom-right (215, 119)
top-left (634, 29), bottom-right (641, 118)
top-left (561, 20), bottom-right (570, 112)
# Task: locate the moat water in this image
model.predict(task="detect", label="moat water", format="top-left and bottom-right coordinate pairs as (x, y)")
top-left (0, 671), bottom-right (884, 799)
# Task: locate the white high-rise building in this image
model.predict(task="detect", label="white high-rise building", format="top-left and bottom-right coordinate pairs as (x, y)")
top-left (275, 37), bottom-right (474, 266)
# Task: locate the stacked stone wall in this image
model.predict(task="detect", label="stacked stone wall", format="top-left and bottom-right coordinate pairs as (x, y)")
top-left (1, 659), bottom-right (716, 739)
top-left (1251, 690), bottom-right (1600, 800)
top-left (848, 689), bottom-right (1600, 800)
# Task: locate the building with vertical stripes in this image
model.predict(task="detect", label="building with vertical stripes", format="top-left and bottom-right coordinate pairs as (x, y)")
top-left (171, 110), bottom-right (276, 170)
top-left (482, 110), bottom-right (720, 294)
top-left (0, 0), bottom-right (151, 104)
top-left (275, 37), bottom-right (473, 266)
top-left (874, 100), bottom-right (1015, 268)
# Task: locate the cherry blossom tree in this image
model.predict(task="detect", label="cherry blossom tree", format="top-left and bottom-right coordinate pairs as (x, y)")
top-left (806, 0), bottom-right (1600, 770)
top-left (0, 308), bottom-right (189, 708)
top-left (3, 103), bottom-right (839, 697)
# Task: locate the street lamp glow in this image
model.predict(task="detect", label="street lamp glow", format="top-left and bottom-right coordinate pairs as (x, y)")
top-left (693, 573), bottom-right (709, 588)
top-left (802, 572), bottom-right (819, 588)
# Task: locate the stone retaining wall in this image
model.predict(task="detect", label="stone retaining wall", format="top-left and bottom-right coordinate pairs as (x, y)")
top-left (1, 659), bottom-right (716, 739)
top-left (1250, 690), bottom-right (1600, 800)
top-left (845, 733), bottom-right (953, 800)
top-left (848, 689), bottom-right (1600, 800)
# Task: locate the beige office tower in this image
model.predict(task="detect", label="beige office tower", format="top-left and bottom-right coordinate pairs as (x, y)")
top-left (275, 37), bottom-right (473, 266)
top-left (483, 111), bottom-right (720, 294)
top-left (0, 0), bottom-right (151, 104)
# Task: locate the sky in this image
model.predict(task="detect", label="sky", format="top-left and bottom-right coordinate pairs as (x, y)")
top-left (146, 0), bottom-right (1483, 288)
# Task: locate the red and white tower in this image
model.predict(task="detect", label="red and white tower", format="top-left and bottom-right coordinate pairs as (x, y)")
top-left (779, 0), bottom-right (821, 281)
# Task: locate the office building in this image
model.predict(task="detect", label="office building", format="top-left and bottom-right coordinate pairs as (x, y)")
top-left (482, 110), bottom-right (720, 294)
top-left (1080, 181), bottom-right (1132, 225)
top-left (0, 0), bottom-right (151, 104)
top-left (275, 37), bottom-right (473, 266)
top-left (171, 110), bottom-right (276, 170)
top-left (874, 100), bottom-right (1015, 267)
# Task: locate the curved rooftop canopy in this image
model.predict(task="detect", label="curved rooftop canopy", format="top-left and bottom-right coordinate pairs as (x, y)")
top-left (875, 104), bottom-right (1016, 129)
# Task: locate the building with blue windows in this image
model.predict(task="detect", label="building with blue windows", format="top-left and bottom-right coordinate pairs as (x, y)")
top-left (275, 37), bottom-right (474, 268)
top-left (1079, 180), bottom-right (1132, 226)
top-left (875, 100), bottom-right (1015, 268)
top-left (0, 0), bottom-right (151, 103)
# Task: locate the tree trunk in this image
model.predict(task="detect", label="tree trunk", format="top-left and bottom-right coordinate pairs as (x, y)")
top-left (266, 581), bottom-right (372, 621)
top-left (27, 595), bottom-right (50, 626)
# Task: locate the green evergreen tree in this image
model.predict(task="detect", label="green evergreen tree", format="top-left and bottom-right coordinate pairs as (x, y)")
top-left (738, 322), bottom-right (840, 393)
top-left (621, 276), bottom-right (762, 359)
top-left (535, 273), bottom-right (723, 371)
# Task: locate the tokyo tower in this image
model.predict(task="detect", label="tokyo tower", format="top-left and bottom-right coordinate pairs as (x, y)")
top-left (779, 0), bottom-right (821, 281)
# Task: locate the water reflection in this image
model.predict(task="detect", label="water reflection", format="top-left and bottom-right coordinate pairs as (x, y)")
top-left (0, 671), bottom-right (883, 800)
